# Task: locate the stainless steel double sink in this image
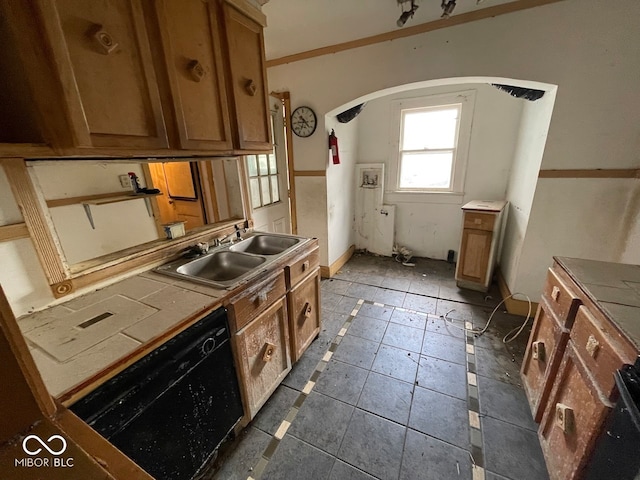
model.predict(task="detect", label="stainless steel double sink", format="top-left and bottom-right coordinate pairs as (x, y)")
top-left (155, 232), bottom-right (305, 289)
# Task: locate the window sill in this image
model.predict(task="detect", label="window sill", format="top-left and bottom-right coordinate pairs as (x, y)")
top-left (385, 190), bottom-right (464, 205)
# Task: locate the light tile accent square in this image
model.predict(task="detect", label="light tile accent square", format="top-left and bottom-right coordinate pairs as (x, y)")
top-left (25, 295), bottom-right (156, 362)
top-left (30, 333), bottom-right (141, 397)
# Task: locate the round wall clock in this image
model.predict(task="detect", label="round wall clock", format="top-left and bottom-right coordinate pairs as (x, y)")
top-left (291, 106), bottom-right (317, 137)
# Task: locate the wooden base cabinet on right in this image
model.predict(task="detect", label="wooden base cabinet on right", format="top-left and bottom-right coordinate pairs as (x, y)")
top-left (521, 257), bottom-right (640, 480)
top-left (538, 344), bottom-right (613, 480)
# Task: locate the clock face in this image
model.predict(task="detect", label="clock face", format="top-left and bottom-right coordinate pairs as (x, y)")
top-left (291, 106), bottom-right (317, 137)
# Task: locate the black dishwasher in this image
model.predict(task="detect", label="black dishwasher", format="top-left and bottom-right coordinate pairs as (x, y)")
top-left (70, 307), bottom-right (243, 480)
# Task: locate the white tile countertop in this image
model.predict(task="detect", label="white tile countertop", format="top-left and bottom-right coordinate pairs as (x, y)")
top-left (18, 271), bottom-right (226, 398)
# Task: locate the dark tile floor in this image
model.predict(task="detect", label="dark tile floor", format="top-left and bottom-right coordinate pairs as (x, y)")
top-left (212, 254), bottom-right (549, 480)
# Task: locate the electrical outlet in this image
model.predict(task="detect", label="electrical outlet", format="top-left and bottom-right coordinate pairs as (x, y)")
top-left (119, 174), bottom-right (131, 188)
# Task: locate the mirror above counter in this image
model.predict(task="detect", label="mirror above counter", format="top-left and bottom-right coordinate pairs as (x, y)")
top-left (4, 157), bottom-right (251, 299)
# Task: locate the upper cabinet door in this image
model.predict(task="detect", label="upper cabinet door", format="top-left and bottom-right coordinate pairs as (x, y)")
top-left (222, 3), bottom-right (272, 151)
top-left (153, 0), bottom-right (233, 152)
top-left (48, 0), bottom-right (168, 149)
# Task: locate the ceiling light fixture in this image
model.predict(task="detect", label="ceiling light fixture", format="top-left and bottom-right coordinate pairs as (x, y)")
top-left (441, 0), bottom-right (457, 18)
top-left (397, 0), bottom-right (419, 27)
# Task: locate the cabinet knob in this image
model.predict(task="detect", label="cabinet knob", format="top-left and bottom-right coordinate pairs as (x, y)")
top-left (188, 60), bottom-right (206, 82)
top-left (262, 342), bottom-right (276, 362)
top-left (585, 334), bottom-right (600, 358)
top-left (551, 286), bottom-right (560, 301)
top-left (532, 341), bottom-right (546, 362)
top-left (302, 260), bottom-right (310, 272)
top-left (89, 24), bottom-right (118, 55)
top-left (255, 291), bottom-right (268, 306)
top-left (245, 79), bottom-right (257, 96)
top-left (555, 403), bottom-right (575, 434)
top-left (303, 302), bottom-right (312, 319)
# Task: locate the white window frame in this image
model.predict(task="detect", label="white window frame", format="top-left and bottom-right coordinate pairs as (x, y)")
top-left (389, 90), bottom-right (475, 197)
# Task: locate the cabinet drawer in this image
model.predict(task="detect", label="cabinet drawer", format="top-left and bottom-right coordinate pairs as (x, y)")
top-left (286, 247), bottom-right (319, 289)
top-left (227, 269), bottom-right (286, 331)
top-left (463, 212), bottom-right (495, 232)
top-left (570, 305), bottom-right (635, 400)
top-left (539, 345), bottom-right (612, 480)
top-left (542, 268), bottom-right (581, 327)
top-left (521, 297), bottom-right (570, 422)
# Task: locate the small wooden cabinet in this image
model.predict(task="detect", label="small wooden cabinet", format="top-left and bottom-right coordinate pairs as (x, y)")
top-left (522, 257), bottom-right (640, 480)
top-left (455, 200), bottom-right (506, 292)
top-left (285, 244), bottom-right (321, 362)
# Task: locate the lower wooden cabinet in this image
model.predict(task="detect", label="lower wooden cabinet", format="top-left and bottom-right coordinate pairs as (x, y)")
top-left (538, 345), bottom-right (612, 480)
top-left (522, 257), bottom-right (639, 480)
top-left (287, 269), bottom-right (321, 363)
top-left (233, 297), bottom-right (291, 421)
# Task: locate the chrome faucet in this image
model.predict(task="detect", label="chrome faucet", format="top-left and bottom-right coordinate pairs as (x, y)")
top-left (214, 226), bottom-right (246, 247)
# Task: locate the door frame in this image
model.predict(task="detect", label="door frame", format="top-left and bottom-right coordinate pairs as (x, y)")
top-left (270, 91), bottom-right (297, 234)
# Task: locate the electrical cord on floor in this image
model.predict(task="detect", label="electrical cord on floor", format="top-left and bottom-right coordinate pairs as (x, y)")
top-left (441, 292), bottom-right (533, 344)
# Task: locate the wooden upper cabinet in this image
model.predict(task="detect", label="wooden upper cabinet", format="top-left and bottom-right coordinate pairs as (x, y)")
top-left (222, 2), bottom-right (272, 151)
top-left (152, 0), bottom-right (232, 151)
top-left (0, 0), bottom-right (271, 156)
top-left (45, 0), bottom-right (169, 149)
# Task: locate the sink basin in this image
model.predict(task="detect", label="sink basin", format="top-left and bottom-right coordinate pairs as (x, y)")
top-left (229, 234), bottom-right (300, 255)
top-left (155, 232), bottom-right (306, 289)
top-left (175, 251), bottom-right (265, 285)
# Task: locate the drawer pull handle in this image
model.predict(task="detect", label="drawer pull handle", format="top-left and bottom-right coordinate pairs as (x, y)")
top-left (303, 302), bottom-right (312, 319)
top-left (585, 335), bottom-right (600, 358)
top-left (262, 342), bottom-right (276, 362)
top-left (532, 341), bottom-right (546, 362)
top-left (302, 260), bottom-right (310, 272)
top-left (188, 59), bottom-right (206, 82)
top-left (551, 286), bottom-right (560, 301)
top-left (556, 403), bottom-right (575, 434)
top-left (255, 291), bottom-right (268, 306)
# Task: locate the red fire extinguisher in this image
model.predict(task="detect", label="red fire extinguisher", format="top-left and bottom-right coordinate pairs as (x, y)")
top-left (329, 129), bottom-right (340, 165)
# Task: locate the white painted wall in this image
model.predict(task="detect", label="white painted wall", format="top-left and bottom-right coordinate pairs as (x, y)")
top-left (0, 168), bottom-right (22, 224)
top-left (0, 167), bottom-right (55, 315)
top-left (500, 90), bottom-right (556, 289)
top-left (326, 116), bottom-right (358, 265)
top-left (516, 178), bottom-right (640, 296)
top-left (268, 0), bottom-right (640, 299)
top-left (620, 183), bottom-right (640, 264)
top-left (31, 163), bottom-right (159, 264)
top-left (356, 83), bottom-right (523, 260)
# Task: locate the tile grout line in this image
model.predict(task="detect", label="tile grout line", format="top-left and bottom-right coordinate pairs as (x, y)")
top-left (465, 321), bottom-right (486, 480)
top-left (246, 299), bottom-right (366, 480)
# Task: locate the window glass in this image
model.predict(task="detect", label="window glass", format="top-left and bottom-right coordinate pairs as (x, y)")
top-left (260, 176), bottom-right (271, 204)
top-left (247, 155), bottom-right (258, 177)
top-left (249, 178), bottom-right (261, 208)
top-left (399, 152), bottom-right (453, 189)
top-left (258, 155), bottom-right (269, 176)
top-left (270, 175), bottom-right (280, 202)
top-left (402, 107), bottom-right (458, 150)
top-left (268, 154), bottom-right (278, 174)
